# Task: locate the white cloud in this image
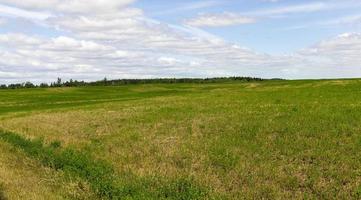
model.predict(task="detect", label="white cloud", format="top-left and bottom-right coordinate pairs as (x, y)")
top-left (252, 1), bottom-right (361, 17)
top-left (299, 33), bottom-right (361, 65)
top-left (323, 14), bottom-right (361, 26)
top-left (185, 1), bottom-right (361, 28)
top-left (0, 33), bottom-right (42, 46)
top-left (150, 1), bottom-right (223, 16)
top-left (247, 2), bottom-right (331, 16)
top-left (278, 13), bottom-right (361, 31)
top-left (185, 13), bottom-right (256, 27)
top-left (0, 17), bottom-right (6, 25)
top-left (0, 29), bottom-right (361, 83)
top-left (0, 4), bottom-right (51, 21)
top-left (43, 36), bottom-right (114, 52)
top-left (0, 1), bottom-right (360, 83)
top-left (181, 1), bottom-right (222, 10)
top-left (264, 33), bottom-right (361, 79)
top-left (0, 0), bottom-right (136, 14)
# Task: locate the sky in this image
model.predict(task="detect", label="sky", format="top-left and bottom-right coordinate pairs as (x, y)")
top-left (0, 0), bottom-right (360, 83)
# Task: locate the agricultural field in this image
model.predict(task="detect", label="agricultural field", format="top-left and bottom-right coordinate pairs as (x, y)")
top-left (1, 79), bottom-right (361, 199)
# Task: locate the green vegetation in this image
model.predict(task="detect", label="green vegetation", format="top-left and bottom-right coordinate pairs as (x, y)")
top-left (0, 183), bottom-right (6, 200)
top-left (0, 77), bottom-right (264, 89)
top-left (0, 130), bottom-right (208, 199)
top-left (0, 79), bottom-right (361, 199)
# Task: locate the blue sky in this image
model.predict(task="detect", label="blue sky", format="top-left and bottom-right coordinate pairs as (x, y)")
top-left (0, 0), bottom-right (360, 83)
top-left (137, 0), bottom-right (361, 53)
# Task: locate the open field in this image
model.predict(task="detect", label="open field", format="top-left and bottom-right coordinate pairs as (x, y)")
top-left (1, 79), bottom-right (361, 199)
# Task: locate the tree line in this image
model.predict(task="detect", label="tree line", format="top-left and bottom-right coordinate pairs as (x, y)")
top-left (0, 77), bottom-right (269, 89)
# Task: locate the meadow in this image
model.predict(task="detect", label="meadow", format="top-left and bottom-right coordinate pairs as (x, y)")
top-left (0, 79), bottom-right (361, 199)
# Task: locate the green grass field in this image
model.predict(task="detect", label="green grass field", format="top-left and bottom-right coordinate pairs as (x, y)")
top-left (1, 79), bottom-right (361, 199)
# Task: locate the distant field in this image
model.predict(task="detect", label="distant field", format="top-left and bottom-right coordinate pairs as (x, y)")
top-left (1, 79), bottom-right (361, 199)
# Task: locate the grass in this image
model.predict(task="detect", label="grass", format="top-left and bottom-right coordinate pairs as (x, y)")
top-left (0, 131), bottom-right (116, 198)
top-left (0, 140), bottom-right (96, 200)
top-left (0, 183), bottom-right (6, 200)
top-left (0, 79), bottom-right (361, 199)
top-left (0, 130), bottom-right (209, 200)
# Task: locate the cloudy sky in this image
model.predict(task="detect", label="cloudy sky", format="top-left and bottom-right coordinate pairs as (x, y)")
top-left (0, 0), bottom-right (360, 83)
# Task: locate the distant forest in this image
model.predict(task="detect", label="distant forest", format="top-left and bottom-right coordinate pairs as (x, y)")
top-left (0, 77), bottom-right (273, 89)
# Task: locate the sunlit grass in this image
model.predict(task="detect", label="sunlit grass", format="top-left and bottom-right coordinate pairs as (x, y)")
top-left (1, 80), bottom-right (361, 199)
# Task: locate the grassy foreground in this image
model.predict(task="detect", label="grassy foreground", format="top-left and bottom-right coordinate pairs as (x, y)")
top-left (0, 79), bottom-right (361, 199)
